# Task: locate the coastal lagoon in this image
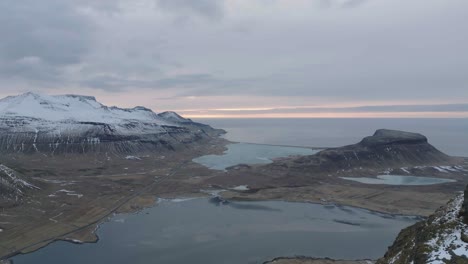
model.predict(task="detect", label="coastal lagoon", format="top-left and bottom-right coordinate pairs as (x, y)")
top-left (193, 143), bottom-right (318, 170)
top-left (11, 119), bottom-right (465, 263)
top-left (197, 118), bottom-right (468, 157)
top-left (13, 198), bottom-right (418, 264)
top-left (341, 175), bottom-right (457, 185)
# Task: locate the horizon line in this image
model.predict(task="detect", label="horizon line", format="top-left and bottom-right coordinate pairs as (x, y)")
top-left (186, 111), bottom-right (468, 119)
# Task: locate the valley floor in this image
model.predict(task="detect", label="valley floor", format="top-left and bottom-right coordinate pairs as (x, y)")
top-left (1, 139), bottom-right (467, 262)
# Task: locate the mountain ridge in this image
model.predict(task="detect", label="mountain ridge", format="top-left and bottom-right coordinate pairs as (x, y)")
top-left (285, 129), bottom-right (453, 171)
top-left (0, 92), bottom-right (224, 154)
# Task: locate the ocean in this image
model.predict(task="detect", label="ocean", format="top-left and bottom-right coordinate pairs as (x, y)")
top-left (196, 118), bottom-right (468, 157)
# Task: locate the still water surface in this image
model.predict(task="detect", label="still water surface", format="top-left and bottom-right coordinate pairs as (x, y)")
top-left (13, 198), bottom-right (417, 264)
top-left (14, 118), bottom-right (458, 263)
top-left (193, 142), bottom-right (318, 170)
top-left (341, 175), bottom-right (457, 185)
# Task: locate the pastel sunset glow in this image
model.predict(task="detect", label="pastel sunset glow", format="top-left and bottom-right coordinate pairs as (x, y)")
top-left (0, 0), bottom-right (467, 118)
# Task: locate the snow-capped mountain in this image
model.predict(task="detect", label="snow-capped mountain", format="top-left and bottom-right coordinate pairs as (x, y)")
top-left (0, 92), bottom-right (223, 154)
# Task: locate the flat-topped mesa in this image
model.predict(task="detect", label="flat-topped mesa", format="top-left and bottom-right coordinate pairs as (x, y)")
top-left (289, 129), bottom-right (453, 170)
top-left (0, 92), bottom-right (224, 155)
top-left (360, 129), bottom-right (428, 147)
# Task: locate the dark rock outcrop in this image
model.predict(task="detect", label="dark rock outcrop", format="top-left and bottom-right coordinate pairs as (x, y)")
top-left (461, 185), bottom-right (468, 224)
top-left (286, 129), bottom-right (452, 171)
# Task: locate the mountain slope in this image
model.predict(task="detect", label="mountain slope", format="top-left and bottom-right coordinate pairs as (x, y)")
top-left (0, 164), bottom-right (38, 205)
top-left (286, 129), bottom-right (453, 171)
top-left (0, 92), bottom-right (223, 154)
top-left (377, 186), bottom-right (468, 263)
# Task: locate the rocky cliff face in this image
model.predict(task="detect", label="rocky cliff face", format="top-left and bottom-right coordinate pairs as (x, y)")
top-left (0, 93), bottom-right (224, 155)
top-left (288, 129), bottom-right (453, 171)
top-left (377, 186), bottom-right (468, 264)
top-left (463, 186), bottom-right (468, 224)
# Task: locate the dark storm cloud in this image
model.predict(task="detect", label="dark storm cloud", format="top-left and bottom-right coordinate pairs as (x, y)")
top-left (156, 0), bottom-right (225, 20)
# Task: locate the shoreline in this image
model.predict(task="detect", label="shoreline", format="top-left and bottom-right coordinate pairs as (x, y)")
top-left (226, 140), bottom-right (328, 150)
top-left (6, 192), bottom-right (412, 263)
top-left (4, 189), bottom-right (422, 262)
top-left (3, 136), bottom-right (467, 262)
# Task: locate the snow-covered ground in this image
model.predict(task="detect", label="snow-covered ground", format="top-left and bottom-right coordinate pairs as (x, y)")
top-left (0, 92), bottom-right (165, 124)
top-left (231, 185), bottom-right (250, 191)
top-left (425, 194), bottom-right (468, 263)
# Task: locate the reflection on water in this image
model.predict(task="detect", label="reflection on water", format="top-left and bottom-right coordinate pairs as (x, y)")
top-left (341, 175), bottom-right (456, 185)
top-left (193, 143), bottom-right (318, 170)
top-left (13, 199), bottom-right (418, 264)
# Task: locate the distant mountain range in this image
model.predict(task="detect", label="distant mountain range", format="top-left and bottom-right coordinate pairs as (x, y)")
top-left (0, 92), bottom-right (223, 154)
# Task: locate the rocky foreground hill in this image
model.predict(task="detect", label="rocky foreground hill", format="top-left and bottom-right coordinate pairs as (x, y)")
top-left (376, 186), bottom-right (468, 263)
top-left (0, 92), bottom-right (223, 155)
top-left (263, 188), bottom-right (468, 264)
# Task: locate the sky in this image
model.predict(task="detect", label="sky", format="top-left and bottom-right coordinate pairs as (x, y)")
top-left (0, 0), bottom-right (467, 118)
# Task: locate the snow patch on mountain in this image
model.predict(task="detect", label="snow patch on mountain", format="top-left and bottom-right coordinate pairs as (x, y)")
top-left (0, 164), bottom-right (39, 202)
top-left (378, 191), bottom-right (468, 264)
top-left (0, 92), bottom-right (168, 124)
top-left (425, 194), bottom-right (468, 263)
top-left (0, 92), bottom-right (223, 155)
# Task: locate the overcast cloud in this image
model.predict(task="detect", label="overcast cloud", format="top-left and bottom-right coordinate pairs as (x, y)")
top-left (0, 0), bottom-right (467, 117)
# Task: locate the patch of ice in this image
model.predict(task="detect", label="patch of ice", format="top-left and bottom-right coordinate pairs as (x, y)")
top-left (439, 166), bottom-right (460, 172)
top-left (200, 189), bottom-right (226, 197)
top-left (125, 156), bottom-right (141, 160)
top-left (65, 238), bottom-right (83, 244)
top-left (401, 167), bottom-right (411, 174)
top-left (433, 166), bottom-right (449, 173)
top-left (157, 197), bottom-right (197, 203)
top-left (389, 252), bottom-right (402, 264)
top-left (231, 185), bottom-right (250, 191)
